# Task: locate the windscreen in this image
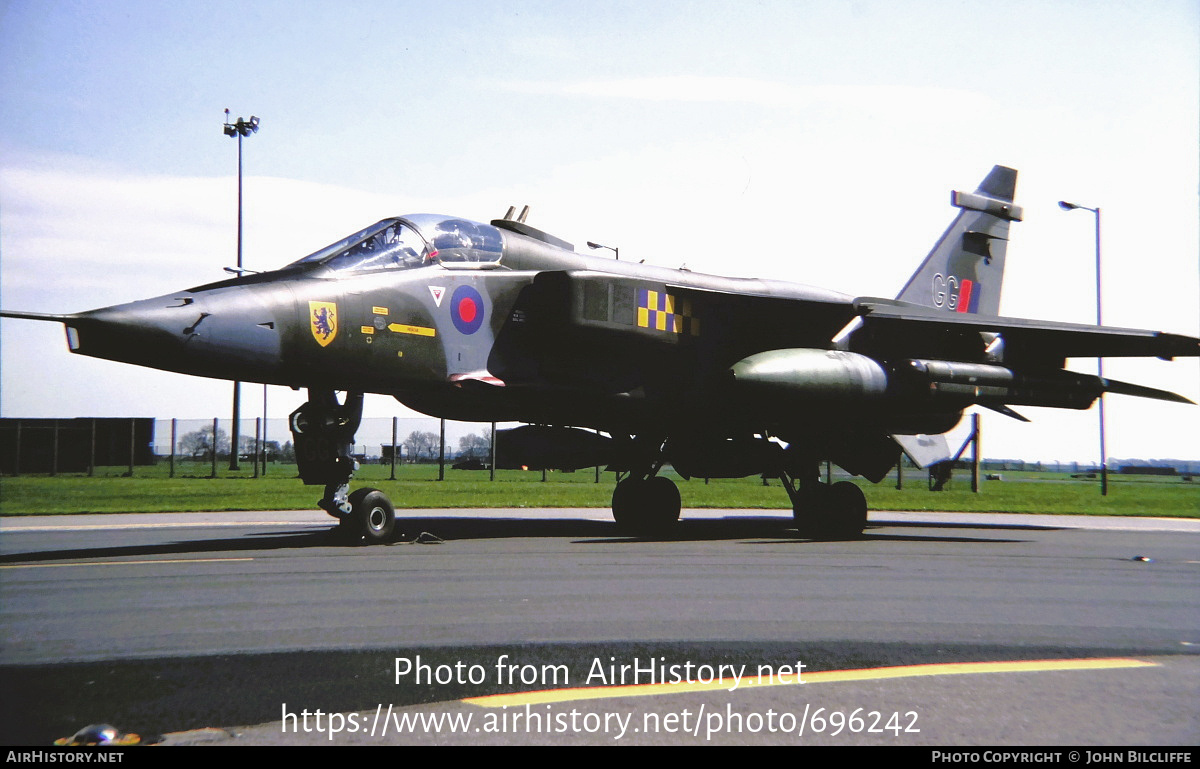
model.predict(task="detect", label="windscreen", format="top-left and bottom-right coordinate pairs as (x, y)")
top-left (287, 219), bottom-right (431, 272)
top-left (287, 215), bottom-right (505, 272)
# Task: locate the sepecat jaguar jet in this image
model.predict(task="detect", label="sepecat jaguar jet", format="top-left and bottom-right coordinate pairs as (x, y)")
top-left (3, 165), bottom-right (1197, 543)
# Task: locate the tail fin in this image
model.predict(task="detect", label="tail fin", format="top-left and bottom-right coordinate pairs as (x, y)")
top-left (895, 165), bottom-right (1021, 316)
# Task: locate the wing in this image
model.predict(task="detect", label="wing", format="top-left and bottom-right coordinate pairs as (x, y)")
top-left (849, 297), bottom-right (1198, 407)
top-left (853, 298), bottom-right (1198, 363)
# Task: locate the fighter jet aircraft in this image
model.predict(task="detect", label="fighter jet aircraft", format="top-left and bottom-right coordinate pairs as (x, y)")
top-left (3, 166), bottom-right (1197, 543)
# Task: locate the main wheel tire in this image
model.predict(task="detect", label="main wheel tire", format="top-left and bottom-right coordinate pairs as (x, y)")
top-left (611, 476), bottom-right (681, 538)
top-left (348, 487), bottom-right (396, 545)
top-left (643, 476), bottom-right (681, 535)
top-left (827, 481), bottom-right (867, 539)
top-left (611, 478), bottom-right (642, 529)
top-left (791, 484), bottom-right (830, 539)
top-left (792, 482), bottom-right (866, 540)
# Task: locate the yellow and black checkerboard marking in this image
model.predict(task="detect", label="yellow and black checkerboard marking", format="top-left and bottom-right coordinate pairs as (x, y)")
top-left (637, 289), bottom-right (699, 336)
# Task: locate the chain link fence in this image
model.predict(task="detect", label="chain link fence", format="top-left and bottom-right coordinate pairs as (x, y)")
top-left (1, 416), bottom-right (503, 478)
top-left (2, 416), bottom-right (1190, 480)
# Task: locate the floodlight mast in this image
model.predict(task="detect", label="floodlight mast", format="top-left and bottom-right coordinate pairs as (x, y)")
top-left (1058, 199), bottom-right (1107, 496)
top-left (223, 110), bottom-right (260, 471)
top-left (587, 241), bottom-right (619, 260)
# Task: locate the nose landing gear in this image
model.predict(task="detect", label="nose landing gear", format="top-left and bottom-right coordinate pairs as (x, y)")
top-left (289, 390), bottom-right (397, 544)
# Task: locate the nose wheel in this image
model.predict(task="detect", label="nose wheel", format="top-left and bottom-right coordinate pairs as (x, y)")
top-left (344, 487), bottom-right (397, 545)
top-left (290, 390), bottom-right (397, 545)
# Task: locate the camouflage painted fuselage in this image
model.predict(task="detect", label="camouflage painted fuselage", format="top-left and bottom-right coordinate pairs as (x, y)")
top-left (38, 168), bottom-right (1199, 482)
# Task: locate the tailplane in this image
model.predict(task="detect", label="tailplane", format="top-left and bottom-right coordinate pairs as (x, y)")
top-left (894, 165), bottom-right (1021, 316)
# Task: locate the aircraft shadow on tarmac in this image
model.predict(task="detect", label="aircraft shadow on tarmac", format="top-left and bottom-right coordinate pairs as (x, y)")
top-left (0, 516), bottom-right (1038, 564)
top-left (386, 515), bottom-right (1038, 545)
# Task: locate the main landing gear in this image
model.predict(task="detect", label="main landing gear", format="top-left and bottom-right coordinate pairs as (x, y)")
top-left (611, 473), bottom-right (682, 537)
top-left (289, 390), bottom-right (396, 544)
top-left (606, 435), bottom-right (868, 540)
top-left (779, 466), bottom-right (868, 540)
top-left (608, 435), bottom-right (682, 538)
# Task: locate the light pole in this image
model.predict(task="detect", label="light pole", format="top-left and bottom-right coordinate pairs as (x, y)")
top-left (587, 241), bottom-right (619, 260)
top-left (223, 110), bottom-right (259, 471)
top-left (1058, 200), bottom-right (1107, 495)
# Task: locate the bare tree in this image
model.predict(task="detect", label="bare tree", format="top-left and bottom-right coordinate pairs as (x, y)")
top-left (402, 430), bottom-right (440, 462)
top-left (458, 432), bottom-right (491, 459)
top-left (238, 434), bottom-right (259, 459)
top-left (180, 425), bottom-right (228, 459)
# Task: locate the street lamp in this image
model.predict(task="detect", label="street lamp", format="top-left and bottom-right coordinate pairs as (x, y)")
top-left (1058, 199), bottom-right (1107, 495)
top-left (223, 110), bottom-right (260, 471)
top-left (587, 241), bottom-right (619, 260)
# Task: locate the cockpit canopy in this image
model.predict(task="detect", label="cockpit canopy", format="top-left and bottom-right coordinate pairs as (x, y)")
top-left (288, 215), bottom-right (504, 273)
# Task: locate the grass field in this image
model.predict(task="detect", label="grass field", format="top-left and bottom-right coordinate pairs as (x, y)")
top-left (1, 462), bottom-right (1196, 518)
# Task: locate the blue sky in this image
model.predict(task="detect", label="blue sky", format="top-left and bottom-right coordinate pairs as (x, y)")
top-left (1, 0), bottom-right (1197, 462)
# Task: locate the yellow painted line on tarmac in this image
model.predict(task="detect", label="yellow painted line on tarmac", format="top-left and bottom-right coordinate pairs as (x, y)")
top-left (462, 658), bottom-right (1157, 708)
top-left (1, 558), bottom-right (255, 569)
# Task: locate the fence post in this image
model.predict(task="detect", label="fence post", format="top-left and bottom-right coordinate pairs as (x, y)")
top-left (896, 448), bottom-right (903, 490)
top-left (170, 418), bottom-right (176, 478)
top-left (438, 418), bottom-right (445, 481)
top-left (261, 385), bottom-right (268, 476)
top-left (490, 422), bottom-right (497, 482)
top-left (128, 418), bottom-right (135, 476)
top-left (390, 417), bottom-right (398, 481)
top-left (253, 417), bottom-right (261, 478)
top-left (971, 412), bottom-right (981, 493)
top-left (211, 417), bottom-right (219, 478)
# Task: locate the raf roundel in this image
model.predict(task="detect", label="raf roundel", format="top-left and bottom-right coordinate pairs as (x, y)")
top-left (450, 285), bottom-right (485, 335)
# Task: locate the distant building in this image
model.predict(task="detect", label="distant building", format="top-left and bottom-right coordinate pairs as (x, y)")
top-left (0, 418), bottom-right (155, 473)
top-left (1117, 465), bottom-right (1177, 476)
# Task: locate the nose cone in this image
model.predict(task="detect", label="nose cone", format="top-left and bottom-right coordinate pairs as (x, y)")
top-left (67, 284), bottom-right (287, 383)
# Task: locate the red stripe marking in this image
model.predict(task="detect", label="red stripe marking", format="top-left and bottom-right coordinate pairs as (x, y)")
top-left (956, 279), bottom-right (974, 313)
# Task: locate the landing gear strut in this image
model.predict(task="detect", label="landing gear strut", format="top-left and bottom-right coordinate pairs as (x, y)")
top-left (289, 390), bottom-right (396, 544)
top-left (781, 465), bottom-right (868, 540)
